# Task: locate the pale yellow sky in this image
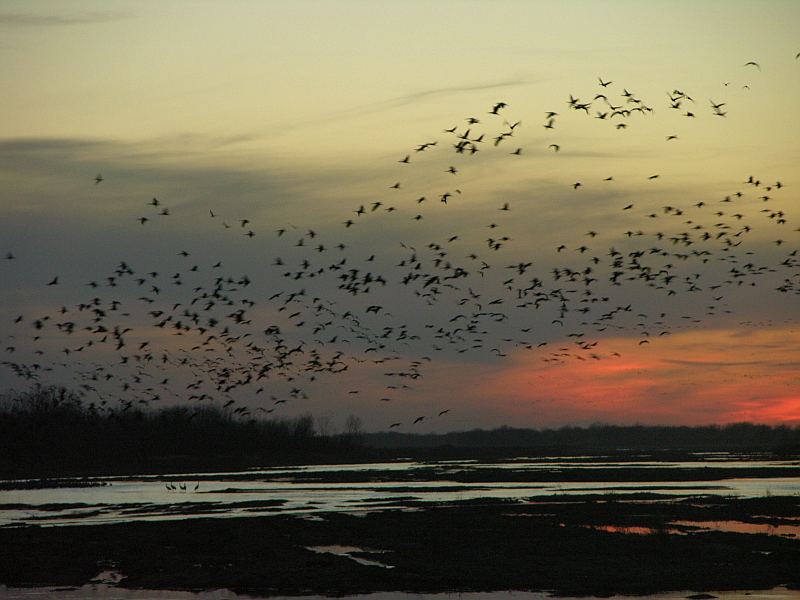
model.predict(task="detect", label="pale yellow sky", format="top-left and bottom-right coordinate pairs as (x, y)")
top-left (2, 1), bottom-right (799, 160)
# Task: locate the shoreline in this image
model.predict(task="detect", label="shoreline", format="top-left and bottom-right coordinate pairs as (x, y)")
top-left (2, 448), bottom-right (799, 486)
top-left (2, 446), bottom-right (798, 481)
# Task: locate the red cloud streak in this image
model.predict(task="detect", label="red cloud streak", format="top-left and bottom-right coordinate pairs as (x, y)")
top-left (463, 327), bottom-right (800, 426)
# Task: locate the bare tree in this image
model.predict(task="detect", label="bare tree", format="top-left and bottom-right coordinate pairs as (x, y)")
top-left (343, 414), bottom-right (364, 445)
top-left (315, 415), bottom-right (336, 438)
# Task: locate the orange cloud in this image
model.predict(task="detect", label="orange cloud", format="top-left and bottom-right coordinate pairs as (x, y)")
top-left (468, 327), bottom-right (800, 427)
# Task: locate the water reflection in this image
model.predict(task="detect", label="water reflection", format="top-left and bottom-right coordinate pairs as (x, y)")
top-left (582, 521), bottom-right (800, 538)
top-left (584, 524), bottom-right (667, 535)
top-left (307, 545), bottom-right (395, 568)
top-left (672, 519), bottom-right (800, 537)
top-left (2, 455), bottom-right (800, 528)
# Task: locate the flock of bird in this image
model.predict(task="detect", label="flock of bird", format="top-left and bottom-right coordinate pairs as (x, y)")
top-left (165, 481), bottom-right (200, 492)
top-left (2, 58), bottom-right (798, 430)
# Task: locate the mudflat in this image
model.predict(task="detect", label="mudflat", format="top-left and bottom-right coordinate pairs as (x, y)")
top-left (2, 494), bottom-right (799, 597)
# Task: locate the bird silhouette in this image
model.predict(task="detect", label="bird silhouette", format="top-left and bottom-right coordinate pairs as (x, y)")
top-left (1, 61), bottom-right (795, 454)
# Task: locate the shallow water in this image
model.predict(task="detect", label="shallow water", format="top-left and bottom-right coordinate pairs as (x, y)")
top-left (0, 585), bottom-right (797, 600)
top-left (672, 519), bottom-right (800, 537)
top-left (584, 520), bottom-right (800, 538)
top-left (307, 545), bottom-right (395, 568)
top-left (2, 455), bottom-right (799, 528)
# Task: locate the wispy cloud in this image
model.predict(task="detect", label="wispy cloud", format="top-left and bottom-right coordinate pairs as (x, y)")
top-left (0, 11), bottom-right (129, 27)
top-left (266, 79), bottom-right (533, 137)
top-left (664, 358), bottom-right (767, 368)
top-left (380, 80), bottom-right (532, 108)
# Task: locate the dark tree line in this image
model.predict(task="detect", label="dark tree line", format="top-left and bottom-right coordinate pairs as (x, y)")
top-left (3, 386), bottom-right (799, 478)
top-left (0, 386), bottom-right (367, 477)
top-left (365, 423), bottom-right (800, 454)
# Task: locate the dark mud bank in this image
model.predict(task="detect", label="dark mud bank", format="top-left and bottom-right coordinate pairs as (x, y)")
top-left (2, 496), bottom-right (800, 597)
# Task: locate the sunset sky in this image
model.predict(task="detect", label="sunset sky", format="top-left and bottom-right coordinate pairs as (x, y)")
top-left (1, 1), bottom-right (799, 431)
